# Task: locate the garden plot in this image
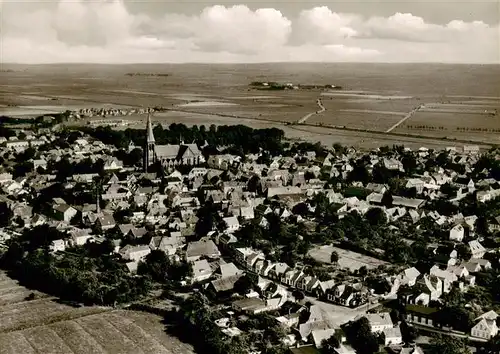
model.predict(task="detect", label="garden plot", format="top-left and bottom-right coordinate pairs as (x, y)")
top-left (308, 245), bottom-right (389, 271)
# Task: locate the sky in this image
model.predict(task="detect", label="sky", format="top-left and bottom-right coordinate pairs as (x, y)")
top-left (0, 0), bottom-right (499, 64)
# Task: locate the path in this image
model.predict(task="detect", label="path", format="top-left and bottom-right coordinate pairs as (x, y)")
top-left (412, 323), bottom-right (488, 343)
top-left (297, 98), bottom-right (325, 124)
top-left (386, 104), bottom-right (423, 133)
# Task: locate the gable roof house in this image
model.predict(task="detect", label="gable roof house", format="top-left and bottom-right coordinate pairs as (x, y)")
top-left (469, 240), bottom-right (486, 259)
top-left (119, 244), bottom-right (151, 262)
top-left (96, 213), bottom-right (116, 231)
top-left (191, 259), bottom-right (213, 283)
top-left (186, 238), bottom-right (221, 262)
top-left (471, 311), bottom-right (498, 340)
top-left (449, 224), bottom-right (465, 242)
top-left (53, 204), bottom-right (78, 223)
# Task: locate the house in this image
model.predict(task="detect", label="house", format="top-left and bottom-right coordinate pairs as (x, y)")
top-left (471, 311), bottom-right (498, 340)
top-left (119, 244), bottom-right (151, 262)
top-left (96, 213), bottom-right (116, 231)
top-left (239, 206), bottom-right (255, 220)
top-left (469, 240), bottom-right (486, 259)
top-left (400, 346), bottom-right (425, 354)
top-left (332, 345), bottom-right (356, 354)
top-left (186, 238), bottom-right (221, 262)
top-left (53, 204), bottom-right (77, 223)
top-left (191, 259), bottom-right (213, 283)
top-left (232, 297), bottom-right (267, 314)
top-left (208, 273), bottom-right (243, 294)
top-left (103, 157), bottom-right (124, 171)
top-left (223, 216), bottom-right (240, 232)
top-left (149, 234), bottom-right (183, 256)
top-left (383, 326), bottom-right (403, 346)
top-left (405, 305), bottom-right (438, 327)
top-left (406, 179), bottom-right (425, 193)
top-left (400, 267), bottom-right (421, 287)
top-left (449, 224), bottom-right (465, 242)
top-left (383, 158), bottom-right (403, 171)
top-left (489, 216), bottom-right (500, 233)
top-left (50, 239), bottom-right (66, 252)
top-left (69, 228), bottom-right (94, 246)
top-left (361, 313), bottom-right (393, 333)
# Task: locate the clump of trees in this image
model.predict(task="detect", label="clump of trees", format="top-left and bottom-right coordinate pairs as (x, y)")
top-left (0, 225), bottom-right (151, 306)
top-left (77, 123), bottom-right (286, 157)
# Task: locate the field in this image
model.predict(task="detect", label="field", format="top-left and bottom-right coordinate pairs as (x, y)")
top-left (0, 272), bottom-right (194, 354)
top-left (308, 245), bottom-right (389, 271)
top-left (1, 63), bottom-right (500, 149)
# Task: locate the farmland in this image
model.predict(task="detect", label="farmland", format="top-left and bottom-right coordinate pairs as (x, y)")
top-left (1, 63), bottom-right (499, 149)
top-left (0, 272), bottom-right (195, 354)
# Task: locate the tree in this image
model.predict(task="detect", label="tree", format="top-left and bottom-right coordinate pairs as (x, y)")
top-left (321, 333), bottom-right (341, 354)
top-left (428, 334), bottom-right (471, 354)
top-left (138, 250), bottom-right (169, 282)
top-left (234, 274), bottom-right (255, 295)
top-left (365, 207), bottom-right (387, 226)
top-left (0, 202), bottom-right (13, 227)
top-left (342, 317), bottom-right (378, 354)
top-left (381, 191), bottom-right (393, 208)
top-left (400, 321), bottom-right (418, 343)
top-left (292, 289), bottom-right (305, 301)
top-left (330, 250), bottom-right (339, 264)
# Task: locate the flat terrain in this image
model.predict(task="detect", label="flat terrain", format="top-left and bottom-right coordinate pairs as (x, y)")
top-left (1, 63), bottom-right (499, 149)
top-left (0, 272), bottom-right (194, 354)
top-left (308, 245), bottom-right (389, 271)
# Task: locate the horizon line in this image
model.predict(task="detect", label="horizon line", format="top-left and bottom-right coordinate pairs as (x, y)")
top-left (1, 61), bottom-right (499, 66)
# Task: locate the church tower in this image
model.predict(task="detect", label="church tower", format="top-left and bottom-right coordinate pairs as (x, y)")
top-left (144, 113), bottom-right (156, 172)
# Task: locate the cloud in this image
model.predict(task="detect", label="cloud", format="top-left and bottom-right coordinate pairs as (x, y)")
top-left (1, 2), bottom-right (498, 63)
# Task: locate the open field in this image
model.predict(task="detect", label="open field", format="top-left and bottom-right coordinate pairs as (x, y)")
top-left (0, 271), bottom-right (194, 354)
top-left (308, 245), bottom-right (389, 271)
top-left (1, 63), bottom-right (499, 148)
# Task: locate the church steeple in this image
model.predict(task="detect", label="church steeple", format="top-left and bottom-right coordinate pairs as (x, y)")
top-left (144, 113), bottom-right (156, 172)
top-left (146, 113), bottom-right (155, 143)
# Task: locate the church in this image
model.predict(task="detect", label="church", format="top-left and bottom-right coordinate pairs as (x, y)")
top-left (143, 114), bottom-right (204, 171)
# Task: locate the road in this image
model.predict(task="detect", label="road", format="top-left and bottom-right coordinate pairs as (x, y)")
top-left (297, 98), bottom-right (326, 124)
top-left (386, 105), bottom-right (423, 133)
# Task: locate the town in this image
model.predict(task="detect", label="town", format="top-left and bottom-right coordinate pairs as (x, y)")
top-left (0, 113), bottom-right (499, 354)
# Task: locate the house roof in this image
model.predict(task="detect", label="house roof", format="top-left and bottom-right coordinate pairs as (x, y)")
top-left (192, 259), bottom-right (212, 277)
top-left (53, 204), bottom-right (75, 213)
top-left (186, 239), bottom-right (221, 258)
top-left (97, 214), bottom-right (116, 226)
top-left (476, 310), bottom-right (498, 321)
top-left (210, 273), bottom-right (243, 292)
top-left (219, 263), bottom-right (243, 278)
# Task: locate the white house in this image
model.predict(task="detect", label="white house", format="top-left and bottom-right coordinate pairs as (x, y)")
top-left (191, 259), bottom-right (213, 283)
top-left (223, 216), bottom-right (240, 233)
top-left (119, 244), bottom-right (151, 262)
top-left (449, 224), bottom-right (465, 242)
top-left (471, 311), bottom-right (498, 340)
top-left (383, 326), bottom-right (403, 346)
top-left (469, 240), bottom-right (486, 259)
top-left (363, 313), bottom-right (393, 333)
top-left (50, 239), bottom-right (66, 253)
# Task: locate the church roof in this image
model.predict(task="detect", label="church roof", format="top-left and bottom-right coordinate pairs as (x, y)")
top-left (155, 144), bottom-right (180, 159)
top-left (146, 114), bottom-right (155, 143)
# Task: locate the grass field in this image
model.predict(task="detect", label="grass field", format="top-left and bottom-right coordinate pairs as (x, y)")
top-left (308, 245), bottom-right (389, 271)
top-left (0, 271), bottom-right (194, 354)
